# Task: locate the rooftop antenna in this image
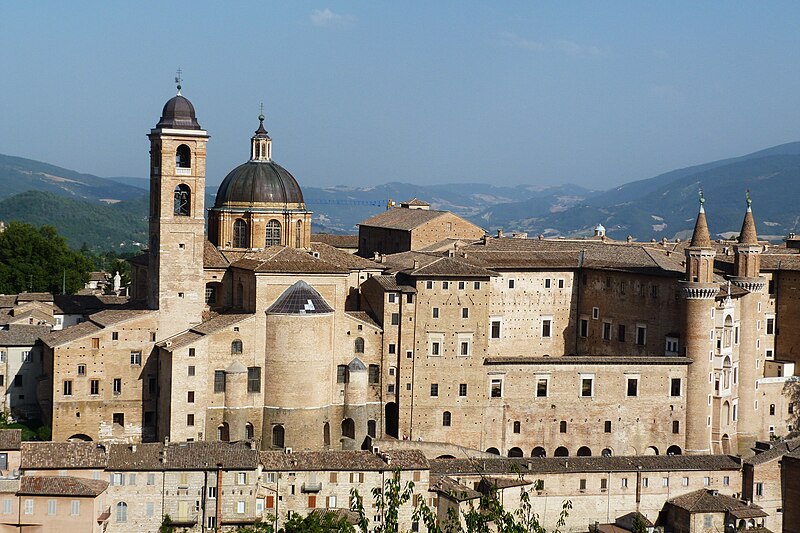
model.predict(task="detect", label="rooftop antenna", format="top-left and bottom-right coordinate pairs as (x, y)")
top-left (175, 68), bottom-right (183, 96)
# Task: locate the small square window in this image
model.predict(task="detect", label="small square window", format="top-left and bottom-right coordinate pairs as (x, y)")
top-left (490, 377), bottom-right (503, 398)
top-left (461, 308), bottom-right (469, 319)
top-left (459, 383), bottom-right (467, 397)
top-left (508, 279), bottom-right (515, 289)
top-left (388, 293), bottom-right (396, 303)
top-left (544, 278), bottom-right (551, 289)
top-left (430, 384), bottom-right (438, 397)
top-left (77, 364), bottom-right (86, 376)
top-left (426, 281), bottom-right (433, 289)
top-left (473, 281), bottom-right (481, 290)
top-left (458, 281), bottom-right (465, 290)
top-left (432, 308), bottom-right (439, 318)
top-left (442, 281), bottom-right (449, 289)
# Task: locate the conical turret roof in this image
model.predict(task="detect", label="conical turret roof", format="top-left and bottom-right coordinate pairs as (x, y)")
top-left (690, 206), bottom-right (712, 248)
top-left (738, 194), bottom-right (758, 245)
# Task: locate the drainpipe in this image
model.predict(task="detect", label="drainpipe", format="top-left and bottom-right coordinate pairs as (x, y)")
top-left (216, 465), bottom-right (223, 532)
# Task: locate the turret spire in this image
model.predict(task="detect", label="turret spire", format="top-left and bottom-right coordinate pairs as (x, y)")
top-left (689, 189), bottom-right (712, 248)
top-left (175, 68), bottom-right (182, 96)
top-left (738, 190), bottom-right (758, 245)
top-left (250, 104), bottom-right (272, 161)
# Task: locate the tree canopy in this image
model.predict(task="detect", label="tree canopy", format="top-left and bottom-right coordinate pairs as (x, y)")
top-left (0, 221), bottom-right (93, 294)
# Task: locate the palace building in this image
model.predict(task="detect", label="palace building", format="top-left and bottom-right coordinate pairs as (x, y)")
top-left (35, 89), bottom-right (799, 464)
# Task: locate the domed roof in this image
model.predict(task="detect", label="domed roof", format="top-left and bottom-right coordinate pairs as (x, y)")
top-left (155, 95), bottom-right (202, 130)
top-left (267, 281), bottom-right (333, 315)
top-left (213, 161), bottom-right (304, 208)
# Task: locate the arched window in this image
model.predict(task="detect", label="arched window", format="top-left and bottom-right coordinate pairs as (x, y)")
top-left (722, 401), bottom-right (731, 424)
top-left (513, 421), bottom-right (521, 434)
top-left (601, 448), bottom-right (613, 457)
top-left (646, 446), bottom-right (659, 456)
top-left (323, 422), bottom-right (331, 447)
top-left (175, 145), bottom-right (191, 168)
top-left (116, 502), bottom-right (128, 522)
top-left (265, 220), bottom-right (281, 246)
top-left (217, 423), bottom-right (230, 442)
top-left (770, 404), bottom-right (776, 416)
top-left (531, 447), bottom-right (546, 458)
top-left (354, 338), bottom-right (365, 354)
top-left (577, 446), bottom-right (592, 457)
top-left (231, 340), bottom-right (243, 354)
top-left (442, 411), bottom-right (451, 427)
top-left (486, 447), bottom-right (500, 455)
top-left (272, 425), bottom-right (285, 448)
top-left (341, 418), bottom-right (355, 439)
top-left (295, 220), bottom-right (302, 248)
top-left (367, 420), bottom-right (376, 438)
top-left (554, 446), bottom-right (569, 457)
top-left (174, 184), bottom-right (191, 216)
top-left (245, 423), bottom-right (254, 440)
top-left (666, 445), bottom-right (682, 456)
top-left (233, 219), bottom-right (249, 248)
top-left (508, 447), bottom-right (523, 457)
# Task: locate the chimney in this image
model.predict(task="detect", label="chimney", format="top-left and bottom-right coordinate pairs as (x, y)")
top-left (131, 444), bottom-right (137, 453)
top-left (373, 252), bottom-right (380, 261)
top-left (627, 235), bottom-right (633, 243)
top-left (412, 259), bottom-right (420, 269)
top-left (497, 228), bottom-right (504, 238)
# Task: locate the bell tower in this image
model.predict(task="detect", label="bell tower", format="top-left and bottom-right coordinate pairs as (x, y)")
top-left (681, 192), bottom-right (718, 455)
top-left (147, 79), bottom-right (209, 337)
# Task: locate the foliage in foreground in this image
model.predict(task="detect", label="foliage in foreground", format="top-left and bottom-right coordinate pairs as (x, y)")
top-left (235, 470), bottom-right (571, 533)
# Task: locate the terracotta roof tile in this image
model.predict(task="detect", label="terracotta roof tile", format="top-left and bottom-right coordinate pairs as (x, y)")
top-left (18, 476), bottom-right (108, 497)
top-left (311, 242), bottom-right (382, 271)
top-left (204, 240), bottom-right (230, 269)
top-left (370, 275), bottom-right (416, 293)
top-left (311, 234), bottom-right (359, 249)
top-left (359, 208), bottom-right (447, 231)
top-left (485, 355), bottom-right (692, 366)
top-left (21, 442), bottom-right (108, 470)
top-left (0, 325), bottom-right (50, 347)
top-left (668, 489), bottom-right (766, 516)
top-left (231, 246), bottom-right (350, 274)
top-left (260, 450), bottom-right (428, 471)
top-left (344, 311), bottom-right (381, 330)
top-left (0, 430), bottom-right (22, 451)
top-left (41, 321), bottom-right (102, 348)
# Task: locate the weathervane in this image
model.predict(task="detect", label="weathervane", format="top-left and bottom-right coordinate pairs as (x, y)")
top-left (175, 68), bottom-right (183, 95)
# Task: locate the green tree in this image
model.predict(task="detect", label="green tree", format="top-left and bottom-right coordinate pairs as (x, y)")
top-left (630, 512), bottom-right (647, 533)
top-left (0, 221), bottom-right (92, 294)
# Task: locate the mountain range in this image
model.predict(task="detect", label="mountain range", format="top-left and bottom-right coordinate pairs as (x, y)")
top-left (0, 143), bottom-right (798, 251)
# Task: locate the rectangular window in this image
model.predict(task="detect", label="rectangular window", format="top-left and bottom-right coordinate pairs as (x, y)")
top-left (247, 367), bottom-right (261, 393)
top-left (428, 334), bottom-right (444, 357)
top-left (474, 281), bottom-right (481, 290)
top-left (90, 379), bottom-right (99, 395)
top-left (147, 473), bottom-right (155, 486)
top-left (187, 391), bottom-right (195, 403)
top-left (626, 377), bottom-right (638, 397)
top-left (602, 322), bottom-right (611, 341)
top-left (592, 307), bottom-right (600, 319)
top-left (406, 293), bottom-right (413, 304)
top-left (130, 351), bottom-right (141, 366)
top-left (459, 340), bottom-right (470, 356)
top-left (91, 338), bottom-right (99, 349)
top-left (508, 279), bottom-right (515, 289)
top-left (536, 378), bottom-right (548, 397)
top-left (113, 378), bottom-right (122, 395)
top-left (458, 281), bottom-right (465, 290)
top-left (71, 500), bottom-right (80, 516)
top-left (113, 413), bottom-right (124, 427)
top-left (388, 293), bottom-right (396, 303)
top-left (490, 377), bottom-right (503, 398)
top-left (188, 365), bottom-right (195, 377)
top-left (432, 307), bottom-right (439, 318)
top-left (430, 383), bottom-right (439, 397)
top-left (214, 371), bottom-right (226, 392)
top-left (682, 477), bottom-right (689, 486)
top-left (618, 324), bottom-right (626, 342)
top-left (544, 278), bottom-right (551, 289)
top-left (21, 351), bottom-right (31, 363)
top-left (636, 325), bottom-right (647, 346)
top-left (461, 308), bottom-right (469, 319)
top-left (723, 476), bottom-right (729, 486)
top-left (368, 365), bottom-right (379, 384)
top-left (238, 472), bottom-right (247, 485)
top-left (671, 378), bottom-right (682, 397)
top-left (600, 478), bottom-right (607, 490)
top-left (579, 319), bottom-right (588, 338)
top-left (621, 478), bottom-right (628, 488)
top-left (391, 313), bottom-right (399, 325)
top-left (237, 501), bottom-right (246, 514)
top-left (673, 420), bottom-right (680, 434)
top-left (63, 380), bottom-right (73, 396)
top-left (767, 317), bottom-right (775, 335)
top-left (24, 499), bottom-right (33, 515)
top-left (579, 479), bottom-right (586, 490)
top-left (426, 280), bottom-right (433, 289)
top-left (604, 420), bottom-right (612, 433)
top-left (47, 499), bottom-right (56, 516)
top-left (703, 476), bottom-right (710, 486)
top-left (490, 319), bottom-right (501, 339)
top-left (77, 364), bottom-right (86, 376)
top-left (0, 352), bottom-right (4, 363)
top-left (442, 281), bottom-right (449, 289)
top-left (662, 477), bottom-right (669, 487)
top-left (388, 343), bottom-right (396, 354)
top-left (187, 414), bottom-right (195, 426)
top-left (558, 279), bottom-right (565, 288)
top-left (581, 376), bottom-right (594, 397)
top-left (459, 383), bottom-right (467, 397)
top-left (642, 478), bottom-right (649, 488)
top-left (755, 482), bottom-right (763, 497)
top-left (541, 318), bottom-right (552, 338)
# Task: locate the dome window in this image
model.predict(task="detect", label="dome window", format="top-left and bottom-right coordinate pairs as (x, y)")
top-left (175, 144), bottom-right (191, 169)
top-left (173, 184), bottom-right (191, 216)
top-left (233, 219), bottom-right (249, 248)
top-left (265, 220), bottom-right (281, 246)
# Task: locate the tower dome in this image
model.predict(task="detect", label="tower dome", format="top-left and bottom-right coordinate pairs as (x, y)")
top-left (213, 161), bottom-right (305, 208)
top-left (155, 95), bottom-right (202, 130)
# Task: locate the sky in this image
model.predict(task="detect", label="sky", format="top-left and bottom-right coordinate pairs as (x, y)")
top-left (1, 2), bottom-right (800, 190)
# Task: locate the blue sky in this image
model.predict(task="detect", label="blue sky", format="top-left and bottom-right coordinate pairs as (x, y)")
top-left (1, 2), bottom-right (799, 189)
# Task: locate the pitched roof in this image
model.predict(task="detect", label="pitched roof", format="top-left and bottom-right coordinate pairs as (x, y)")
top-left (429, 455), bottom-right (741, 476)
top-left (107, 441), bottom-right (259, 471)
top-left (0, 325), bottom-right (51, 347)
top-left (344, 311), bottom-right (381, 330)
top-left (409, 256), bottom-right (496, 278)
top-left (21, 442), bottom-right (108, 470)
top-left (204, 240), bottom-right (230, 269)
top-left (690, 208), bottom-right (713, 248)
top-left (431, 476), bottom-right (482, 501)
top-left (18, 476), bottom-right (108, 497)
top-left (230, 246), bottom-right (350, 274)
top-left (739, 208), bottom-right (759, 245)
top-left (667, 489), bottom-right (766, 517)
top-left (311, 234), bottom-right (359, 249)
top-left (260, 450), bottom-right (428, 471)
top-left (43, 309), bottom-right (155, 348)
top-left (359, 208), bottom-right (447, 231)
top-left (310, 242), bottom-right (381, 271)
top-left (52, 294), bottom-right (130, 315)
top-left (745, 437), bottom-right (800, 465)
top-left (369, 275), bottom-right (416, 293)
top-left (159, 313), bottom-right (252, 352)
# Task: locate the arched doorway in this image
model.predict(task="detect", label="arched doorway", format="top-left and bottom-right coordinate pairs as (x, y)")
top-left (667, 445), bottom-right (683, 456)
top-left (272, 425), bottom-right (285, 448)
top-left (341, 418), bottom-right (355, 439)
top-left (385, 402), bottom-right (398, 438)
top-left (601, 448), bottom-right (613, 457)
top-left (531, 447), bottom-right (546, 458)
top-left (508, 447), bottom-right (523, 457)
top-left (577, 446), bottom-right (592, 456)
top-left (554, 446), bottom-right (569, 457)
top-left (721, 434), bottom-right (731, 455)
top-left (486, 447), bottom-right (500, 455)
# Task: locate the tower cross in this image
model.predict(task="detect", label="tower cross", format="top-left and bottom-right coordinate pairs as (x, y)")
top-left (175, 68), bottom-right (183, 95)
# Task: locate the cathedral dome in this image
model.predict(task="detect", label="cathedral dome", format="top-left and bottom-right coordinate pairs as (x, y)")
top-left (213, 161), bottom-right (305, 208)
top-left (155, 95), bottom-right (202, 130)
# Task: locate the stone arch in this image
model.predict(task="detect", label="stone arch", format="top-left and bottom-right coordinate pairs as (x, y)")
top-left (601, 448), bottom-right (613, 457)
top-left (272, 425), bottom-right (285, 448)
top-left (508, 447), bottom-right (523, 457)
top-left (554, 446), bottom-right (569, 457)
top-left (722, 435), bottom-right (731, 455)
top-left (722, 400), bottom-right (731, 425)
top-left (217, 423), bottom-right (230, 442)
top-left (645, 446), bottom-right (659, 456)
top-left (245, 422), bottom-right (254, 440)
top-left (577, 446), bottom-right (592, 457)
top-left (175, 144), bottom-right (191, 168)
top-left (173, 184), bottom-right (191, 216)
top-left (231, 339), bottom-right (243, 354)
top-left (486, 447), bottom-right (500, 455)
top-left (531, 447), bottom-right (546, 458)
top-left (233, 219), bottom-right (248, 248)
top-left (323, 422), bottom-right (331, 447)
top-left (265, 219), bottom-right (281, 247)
top-left (341, 418), bottom-right (355, 439)
top-left (67, 433), bottom-right (92, 442)
top-left (667, 445), bottom-right (683, 456)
